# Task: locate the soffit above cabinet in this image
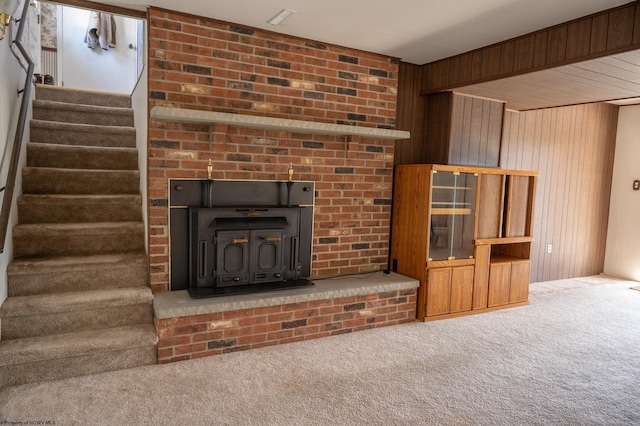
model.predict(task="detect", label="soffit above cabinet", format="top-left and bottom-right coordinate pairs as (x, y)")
top-left (453, 50), bottom-right (640, 111)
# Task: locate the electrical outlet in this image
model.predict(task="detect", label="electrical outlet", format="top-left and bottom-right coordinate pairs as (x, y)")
top-left (547, 244), bottom-right (552, 254)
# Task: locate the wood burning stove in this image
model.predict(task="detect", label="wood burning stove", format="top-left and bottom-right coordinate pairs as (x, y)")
top-left (169, 179), bottom-right (314, 298)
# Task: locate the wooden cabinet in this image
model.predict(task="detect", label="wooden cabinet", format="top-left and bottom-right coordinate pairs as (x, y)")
top-left (391, 164), bottom-right (537, 321)
top-left (509, 259), bottom-right (531, 303)
top-left (488, 257), bottom-right (531, 307)
top-left (426, 265), bottom-right (474, 317)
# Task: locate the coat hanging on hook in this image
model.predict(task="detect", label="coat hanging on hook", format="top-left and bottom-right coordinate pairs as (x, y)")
top-left (84, 11), bottom-right (116, 50)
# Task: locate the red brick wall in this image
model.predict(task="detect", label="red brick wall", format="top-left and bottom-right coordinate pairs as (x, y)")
top-left (155, 289), bottom-right (417, 363)
top-left (147, 8), bottom-right (400, 292)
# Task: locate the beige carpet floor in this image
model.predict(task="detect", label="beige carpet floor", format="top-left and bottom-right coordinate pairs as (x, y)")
top-left (1, 274), bottom-right (639, 425)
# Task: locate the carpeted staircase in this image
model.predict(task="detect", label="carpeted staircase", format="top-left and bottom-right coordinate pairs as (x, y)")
top-left (0, 85), bottom-right (158, 388)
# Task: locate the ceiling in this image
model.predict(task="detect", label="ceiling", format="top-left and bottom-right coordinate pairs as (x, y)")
top-left (94, 0), bottom-right (640, 110)
top-left (97, 0), bottom-right (631, 65)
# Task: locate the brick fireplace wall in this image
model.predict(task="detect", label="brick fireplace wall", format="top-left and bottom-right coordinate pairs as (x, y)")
top-left (147, 8), bottom-right (401, 292)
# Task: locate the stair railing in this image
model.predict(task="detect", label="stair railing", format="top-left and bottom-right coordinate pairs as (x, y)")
top-left (0, 0), bottom-right (34, 253)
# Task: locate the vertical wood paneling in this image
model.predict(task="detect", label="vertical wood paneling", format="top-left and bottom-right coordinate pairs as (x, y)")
top-left (546, 26), bottom-right (568, 64)
top-left (501, 103), bottom-right (618, 282)
top-left (423, 92), bottom-right (453, 164)
top-left (422, 2), bottom-right (640, 93)
top-left (590, 14), bottom-right (610, 54)
top-left (471, 51), bottom-right (484, 81)
top-left (449, 93), bottom-right (467, 163)
top-left (513, 35), bottom-right (536, 72)
top-left (633, 5), bottom-right (640, 44)
top-left (532, 32), bottom-right (549, 68)
top-left (481, 45), bottom-right (502, 78)
top-left (486, 102), bottom-right (503, 165)
top-left (395, 62), bottom-right (426, 165)
top-left (427, 93), bottom-right (503, 167)
top-left (500, 41), bottom-right (516, 74)
top-left (457, 52), bottom-right (474, 84)
top-left (567, 19), bottom-right (593, 59)
top-left (607, 5), bottom-right (636, 50)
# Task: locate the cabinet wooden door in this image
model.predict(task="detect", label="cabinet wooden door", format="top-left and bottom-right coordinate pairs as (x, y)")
top-left (426, 268), bottom-right (451, 317)
top-left (504, 175), bottom-right (533, 238)
top-left (450, 265), bottom-right (474, 313)
top-left (473, 245), bottom-right (491, 309)
top-left (509, 260), bottom-right (530, 303)
top-left (488, 262), bottom-right (511, 307)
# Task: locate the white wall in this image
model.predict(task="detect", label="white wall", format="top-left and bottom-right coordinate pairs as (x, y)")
top-left (59, 7), bottom-right (138, 93)
top-left (131, 20), bottom-right (148, 251)
top-left (604, 105), bottom-right (640, 282)
top-left (0, 13), bottom-right (35, 320)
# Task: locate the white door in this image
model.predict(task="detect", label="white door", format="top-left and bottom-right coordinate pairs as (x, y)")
top-left (58, 5), bottom-right (138, 94)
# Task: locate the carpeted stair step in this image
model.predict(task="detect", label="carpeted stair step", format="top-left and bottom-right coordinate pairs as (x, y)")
top-left (0, 287), bottom-right (153, 339)
top-left (7, 253), bottom-right (148, 297)
top-left (35, 84), bottom-right (131, 108)
top-left (12, 222), bottom-right (144, 258)
top-left (0, 324), bottom-right (157, 388)
top-left (18, 194), bottom-right (142, 224)
top-left (33, 99), bottom-right (134, 127)
top-left (27, 142), bottom-right (138, 170)
top-left (22, 167), bottom-right (140, 195)
top-left (30, 120), bottom-right (136, 148)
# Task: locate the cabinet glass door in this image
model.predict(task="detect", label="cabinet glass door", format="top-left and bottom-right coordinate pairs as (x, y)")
top-left (429, 170), bottom-right (477, 261)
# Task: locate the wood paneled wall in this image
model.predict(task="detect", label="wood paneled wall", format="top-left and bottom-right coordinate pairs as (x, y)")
top-left (422, 92), bottom-right (504, 166)
top-left (395, 68), bottom-right (504, 167)
top-left (501, 103), bottom-right (619, 282)
top-left (422, 1), bottom-right (640, 93)
top-left (444, 93), bottom-right (504, 167)
top-left (395, 62), bottom-right (426, 165)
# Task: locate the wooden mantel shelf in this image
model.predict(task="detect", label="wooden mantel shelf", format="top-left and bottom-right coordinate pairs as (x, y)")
top-left (150, 106), bottom-right (411, 140)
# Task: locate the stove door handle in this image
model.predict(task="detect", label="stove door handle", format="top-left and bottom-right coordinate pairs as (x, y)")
top-left (198, 240), bottom-right (207, 278)
top-left (261, 236), bottom-right (282, 243)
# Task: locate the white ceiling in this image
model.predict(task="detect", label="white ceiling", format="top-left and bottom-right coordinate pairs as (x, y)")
top-left (98, 0), bottom-right (632, 64)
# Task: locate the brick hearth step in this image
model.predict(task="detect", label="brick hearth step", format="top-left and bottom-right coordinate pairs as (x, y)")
top-left (12, 222), bottom-right (144, 258)
top-left (7, 253), bottom-right (148, 297)
top-left (30, 120), bottom-right (136, 148)
top-left (27, 143), bottom-right (139, 170)
top-left (22, 167), bottom-right (140, 195)
top-left (33, 99), bottom-right (134, 127)
top-left (35, 85), bottom-right (131, 108)
top-left (0, 324), bottom-right (158, 388)
top-left (0, 287), bottom-right (153, 339)
top-left (18, 194), bottom-right (142, 224)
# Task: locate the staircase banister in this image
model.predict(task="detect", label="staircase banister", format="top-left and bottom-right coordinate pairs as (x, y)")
top-left (0, 0), bottom-right (35, 253)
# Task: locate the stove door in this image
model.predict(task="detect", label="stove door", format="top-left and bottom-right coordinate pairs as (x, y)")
top-left (216, 230), bottom-right (250, 286)
top-left (251, 229), bottom-right (285, 284)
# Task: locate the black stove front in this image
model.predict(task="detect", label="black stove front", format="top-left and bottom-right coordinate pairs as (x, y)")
top-left (190, 207), bottom-right (306, 296)
top-left (169, 179), bottom-right (314, 298)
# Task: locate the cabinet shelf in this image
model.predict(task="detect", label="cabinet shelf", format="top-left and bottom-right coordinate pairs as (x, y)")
top-left (431, 208), bottom-right (472, 215)
top-left (432, 186), bottom-right (474, 190)
top-left (431, 202), bottom-right (472, 206)
top-left (475, 236), bottom-right (534, 245)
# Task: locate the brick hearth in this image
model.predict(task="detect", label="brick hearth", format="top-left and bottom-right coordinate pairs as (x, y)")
top-left (154, 272), bottom-right (418, 363)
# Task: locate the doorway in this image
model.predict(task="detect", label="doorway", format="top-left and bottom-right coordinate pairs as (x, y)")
top-left (39, 1), bottom-right (144, 94)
